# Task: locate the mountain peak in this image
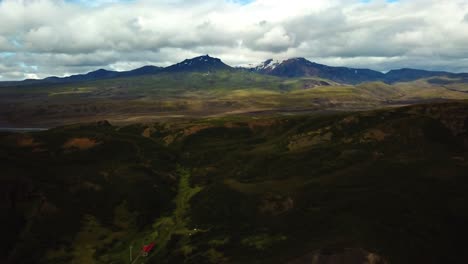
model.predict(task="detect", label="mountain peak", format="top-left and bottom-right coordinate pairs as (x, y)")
top-left (287, 57), bottom-right (308, 62)
top-left (282, 57), bottom-right (318, 66)
top-left (196, 54), bottom-right (213, 59)
top-left (164, 55), bottom-right (232, 72)
top-left (254, 59), bottom-right (281, 71)
top-left (93, 68), bottom-right (110, 73)
top-left (83, 69), bottom-right (119, 79)
top-left (252, 57), bottom-right (384, 83)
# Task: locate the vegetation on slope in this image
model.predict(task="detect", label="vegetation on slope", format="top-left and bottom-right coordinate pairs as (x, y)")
top-left (1, 101), bottom-right (468, 263)
top-left (2, 70), bottom-right (468, 127)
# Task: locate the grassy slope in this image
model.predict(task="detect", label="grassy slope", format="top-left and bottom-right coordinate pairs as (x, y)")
top-left (0, 122), bottom-right (178, 263)
top-left (2, 101), bottom-right (468, 263)
top-left (155, 101), bottom-right (468, 264)
top-left (2, 71), bottom-right (468, 127)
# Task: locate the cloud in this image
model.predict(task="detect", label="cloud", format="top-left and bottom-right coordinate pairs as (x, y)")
top-left (1, 0), bottom-right (468, 80)
top-left (254, 26), bottom-right (295, 52)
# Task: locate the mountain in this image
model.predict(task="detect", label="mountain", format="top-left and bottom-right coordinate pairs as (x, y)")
top-left (163, 55), bottom-right (233, 72)
top-left (252, 58), bottom-right (468, 84)
top-left (3, 68), bottom-right (164, 87)
top-left (2, 55), bottom-right (468, 88)
top-left (252, 58), bottom-right (385, 84)
top-left (41, 66), bottom-right (163, 84)
top-left (253, 58), bottom-right (281, 72)
top-left (0, 69), bottom-right (121, 87)
top-left (384, 68), bottom-right (452, 83)
top-left (119, 65), bottom-right (163, 77)
top-left (45, 69), bottom-right (120, 83)
top-left (0, 55), bottom-right (231, 87)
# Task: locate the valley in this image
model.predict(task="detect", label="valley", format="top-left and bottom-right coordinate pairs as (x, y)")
top-left (2, 101), bottom-right (468, 263)
top-left (4, 0), bottom-right (468, 263)
top-left (2, 55), bottom-right (468, 264)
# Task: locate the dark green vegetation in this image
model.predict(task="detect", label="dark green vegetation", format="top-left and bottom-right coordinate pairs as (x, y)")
top-left (2, 101), bottom-right (468, 263)
top-left (0, 121), bottom-right (178, 263)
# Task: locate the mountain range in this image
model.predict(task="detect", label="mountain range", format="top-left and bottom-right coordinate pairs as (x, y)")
top-left (252, 58), bottom-right (468, 84)
top-left (3, 55), bottom-right (468, 87)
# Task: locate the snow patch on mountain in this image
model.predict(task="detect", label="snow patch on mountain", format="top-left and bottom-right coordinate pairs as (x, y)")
top-left (254, 59), bottom-right (282, 71)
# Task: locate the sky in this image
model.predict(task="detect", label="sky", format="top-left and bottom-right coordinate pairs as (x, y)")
top-left (1, 0), bottom-right (468, 80)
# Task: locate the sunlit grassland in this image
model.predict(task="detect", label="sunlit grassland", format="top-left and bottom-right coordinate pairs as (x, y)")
top-left (48, 87), bottom-right (95, 96)
top-left (2, 71), bottom-right (468, 127)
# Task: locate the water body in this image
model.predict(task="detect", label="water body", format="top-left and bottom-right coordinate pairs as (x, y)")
top-left (0, 127), bottom-right (48, 132)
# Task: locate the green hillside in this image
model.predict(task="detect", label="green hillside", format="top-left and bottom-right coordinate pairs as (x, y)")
top-left (2, 101), bottom-right (468, 263)
top-left (1, 71), bottom-right (468, 128)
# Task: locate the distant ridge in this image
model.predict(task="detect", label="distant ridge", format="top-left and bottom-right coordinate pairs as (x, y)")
top-left (251, 58), bottom-right (468, 84)
top-left (3, 55), bottom-right (231, 86)
top-left (384, 68), bottom-right (452, 83)
top-left (17, 66), bottom-right (164, 86)
top-left (252, 58), bottom-right (384, 84)
top-left (2, 55), bottom-right (468, 86)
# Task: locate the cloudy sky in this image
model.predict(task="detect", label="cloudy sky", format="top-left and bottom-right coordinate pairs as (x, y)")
top-left (1, 0), bottom-right (468, 80)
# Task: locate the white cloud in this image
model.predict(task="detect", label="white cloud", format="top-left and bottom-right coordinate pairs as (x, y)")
top-left (25, 73), bottom-right (39, 79)
top-left (0, 0), bottom-right (468, 80)
top-left (255, 26), bottom-right (295, 52)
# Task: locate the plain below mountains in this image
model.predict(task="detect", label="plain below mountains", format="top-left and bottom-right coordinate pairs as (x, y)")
top-left (1, 55), bottom-right (468, 128)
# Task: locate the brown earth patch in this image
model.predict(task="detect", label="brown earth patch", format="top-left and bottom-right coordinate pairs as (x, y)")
top-left (362, 129), bottom-right (387, 142)
top-left (223, 122), bottom-right (242, 128)
top-left (247, 119), bottom-right (280, 130)
top-left (63, 138), bottom-right (99, 150)
top-left (142, 127), bottom-right (152, 138)
top-left (183, 125), bottom-right (213, 136)
top-left (16, 135), bottom-right (41, 147)
top-left (341, 116), bottom-right (359, 125)
top-left (163, 134), bottom-right (176, 145)
top-left (288, 130), bottom-right (333, 151)
top-left (259, 193), bottom-right (294, 215)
